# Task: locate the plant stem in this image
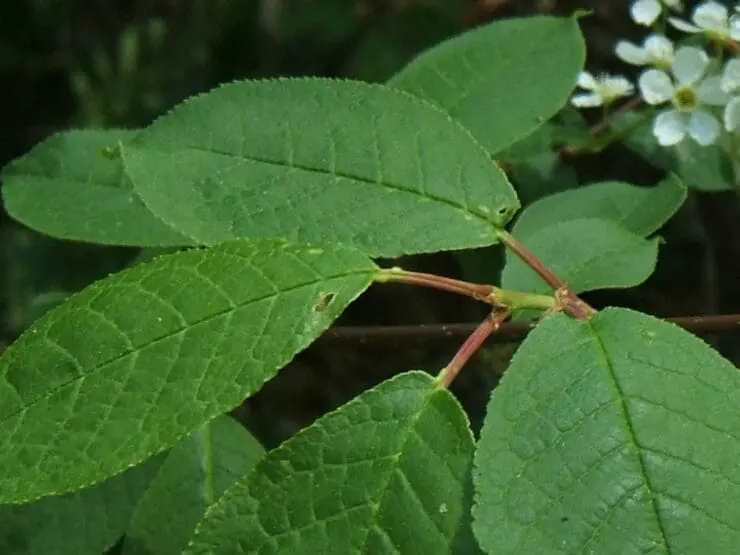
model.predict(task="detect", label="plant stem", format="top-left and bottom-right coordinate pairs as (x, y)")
top-left (494, 287), bottom-right (556, 312)
top-left (496, 230), bottom-right (595, 320)
top-left (374, 267), bottom-right (494, 303)
top-left (319, 313), bottom-right (740, 345)
top-left (496, 230), bottom-right (564, 290)
top-left (375, 267), bottom-right (557, 312)
top-left (437, 310), bottom-right (509, 388)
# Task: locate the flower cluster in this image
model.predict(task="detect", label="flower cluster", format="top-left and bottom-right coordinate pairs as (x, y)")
top-left (571, 0), bottom-right (740, 147)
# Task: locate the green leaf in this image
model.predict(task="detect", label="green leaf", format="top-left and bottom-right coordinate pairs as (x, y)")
top-left (0, 238), bottom-right (376, 505)
top-left (388, 16), bottom-right (585, 154)
top-left (618, 112), bottom-right (734, 192)
top-left (121, 78), bottom-right (520, 257)
top-left (123, 415), bottom-right (264, 555)
top-left (512, 175), bottom-right (686, 239)
top-left (0, 130), bottom-right (190, 246)
top-left (473, 308), bottom-right (740, 553)
top-left (0, 456), bottom-right (161, 555)
top-left (185, 371), bottom-right (475, 555)
top-left (501, 219), bottom-right (659, 294)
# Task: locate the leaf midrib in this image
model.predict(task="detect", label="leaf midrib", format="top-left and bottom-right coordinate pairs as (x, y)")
top-left (589, 325), bottom-right (670, 550)
top-left (0, 267), bottom-right (374, 427)
top-left (137, 143), bottom-right (497, 226)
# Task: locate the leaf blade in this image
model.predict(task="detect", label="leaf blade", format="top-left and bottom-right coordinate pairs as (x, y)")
top-left (511, 175), bottom-right (686, 239)
top-left (501, 218), bottom-right (660, 294)
top-left (0, 130), bottom-right (191, 246)
top-left (185, 371), bottom-right (475, 555)
top-left (389, 16), bottom-right (585, 154)
top-left (123, 415), bottom-right (264, 555)
top-left (473, 308), bottom-right (740, 553)
top-left (0, 456), bottom-right (161, 555)
top-left (0, 238), bottom-right (376, 504)
top-left (122, 78), bottom-right (519, 257)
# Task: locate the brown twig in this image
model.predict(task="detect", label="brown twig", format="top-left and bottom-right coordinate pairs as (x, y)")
top-left (374, 268), bottom-right (495, 303)
top-left (438, 309), bottom-right (510, 387)
top-left (497, 230), bottom-right (564, 290)
top-left (319, 313), bottom-right (740, 345)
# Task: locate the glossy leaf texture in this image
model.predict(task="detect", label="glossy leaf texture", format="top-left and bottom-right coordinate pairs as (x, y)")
top-left (123, 415), bottom-right (264, 555)
top-left (0, 130), bottom-right (190, 246)
top-left (473, 308), bottom-right (740, 554)
top-left (0, 456), bottom-right (162, 555)
top-left (185, 371), bottom-right (475, 555)
top-left (501, 218), bottom-right (659, 295)
top-left (512, 175), bottom-right (686, 239)
top-left (389, 16), bottom-right (584, 154)
top-left (121, 78), bottom-right (520, 257)
top-left (0, 238), bottom-right (377, 504)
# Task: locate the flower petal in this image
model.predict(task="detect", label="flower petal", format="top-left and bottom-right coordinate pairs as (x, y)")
top-left (616, 41), bottom-right (649, 65)
top-left (601, 75), bottom-right (635, 100)
top-left (571, 93), bottom-right (603, 108)
top-left (654, 109), bottom-right (687, 145)
top-left (639, 69), bottom-right (675, 104)
top-left (692, 1), bottom-right (729, 32)
top-left (669, 16), bottom-right (702, 33)
top-left (687, 109), bottom-right (720, 145)
top-left (644, 34), bottom-right (674, 64)
top-left (721, 58), bottom-right (740, 92)
top-left (631, 0), bottom-right (662, 26)
top-left (724, 96), bottom-right (740, 131)
top-left (672, 46), bottom-right (709, 85)
top-left (698, 76), bottom-right (730, 105)
top-left (577, 71), bottom-right (596, 90)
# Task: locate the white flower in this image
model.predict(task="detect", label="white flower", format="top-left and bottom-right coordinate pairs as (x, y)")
top-left (638, 46), bottom-right (729, 145)
top-left (725, 96), bottom-right (740, 131)
top-left (630, 0), bottom-right (683, 26)
top-left (571, 71), bottom-right (634, 108)
top-left (720, 58), bottom-right (740, 131)
top-left (615, 35), bottom-right (674, 69)
top-left (668, 1), bottom-right (740, 41)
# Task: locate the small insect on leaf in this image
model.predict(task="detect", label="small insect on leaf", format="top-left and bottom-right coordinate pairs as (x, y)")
top-left (313, 292), bottom-right (336, 312)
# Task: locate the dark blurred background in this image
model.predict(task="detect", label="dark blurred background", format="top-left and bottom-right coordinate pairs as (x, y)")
top-left (1, 0), bottom-right (738, 447)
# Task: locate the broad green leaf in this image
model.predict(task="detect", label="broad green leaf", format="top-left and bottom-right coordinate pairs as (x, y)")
top-left (501, 219), bottom-right (659, 294)
top-left (473, 308), bottom-right (740, 553)
top-left (0, 238), bottom-right (377, 505)
top-left (123, 415), bottom-right (264, 555)
top-left (388, 16), bottom-right (585, 154)
top-left (185, 371), bottom-right (475, 555)
top-left (121, 78), bottom-right (520, 257)
top-left (0, 456), bottom-right (161, 555)
top-left (0, 130), bottom-right (190, 246)
top-left (512, 175), bottom-right (686, 239)
top-left (618, 112), bottom-right (734, 192)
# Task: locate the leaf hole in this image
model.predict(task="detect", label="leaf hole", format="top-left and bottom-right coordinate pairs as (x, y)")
top-left (313, 292), bottom-right (336, 312)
